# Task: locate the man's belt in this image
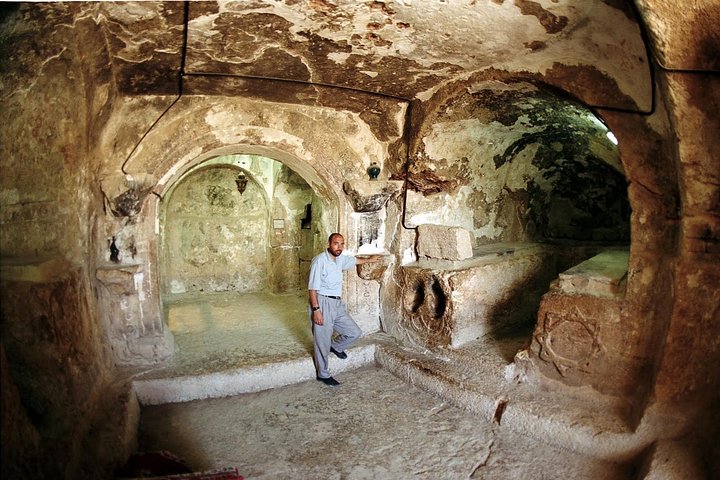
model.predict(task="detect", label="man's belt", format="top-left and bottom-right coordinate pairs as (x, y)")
top-left (320, 294), bottom-right (341, 300)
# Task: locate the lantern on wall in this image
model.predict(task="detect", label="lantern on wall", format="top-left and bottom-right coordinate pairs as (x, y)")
top-left (235, 172), bottom-right (248, 194)
top-left (367, 162), bottom-right (381, 180)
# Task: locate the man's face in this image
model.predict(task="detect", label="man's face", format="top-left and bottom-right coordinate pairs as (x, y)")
top-left (328, 235), bottom-right (345, 257)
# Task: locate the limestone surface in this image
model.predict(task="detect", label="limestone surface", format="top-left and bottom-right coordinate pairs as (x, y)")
top-left (416, 224), bottom-right (474, 261)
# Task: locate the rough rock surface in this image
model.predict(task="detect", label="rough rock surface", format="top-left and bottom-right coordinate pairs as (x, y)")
top-left (417, 224), bottom-right (474, 261)
top-left (1, 1), bottom-right (718, 478)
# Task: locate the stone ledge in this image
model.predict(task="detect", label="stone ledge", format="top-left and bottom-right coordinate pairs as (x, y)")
top-left (0, 257), bottom-right (76, 283)
top-left (404, 242), bottom-right (543, 272)
top-left (558, 250), bottom-right (629, 298)
top-left (133, 344), bottom-right (376, 405)
top-left (374, 341), bottom-right (662, 462)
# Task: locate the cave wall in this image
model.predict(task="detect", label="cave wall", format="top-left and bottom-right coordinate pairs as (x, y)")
top-left (404, 81), bottom-right (630, 245)
top-left (162, 165), bottom-right (269, 295)
top-left (0, 4), bottom-right (135, 478)
top-left (0, 1), bottom-right (718, 478)
top-left (648, 73), bottom-right (720, 408)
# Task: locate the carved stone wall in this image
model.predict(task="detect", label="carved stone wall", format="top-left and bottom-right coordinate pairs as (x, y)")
top-left (0, 261), bottom-right (134, 477)
top-left (269, 164), bottom-right (318, 293)
top-left (530, 292), bottom-right (640, 397)
top-left (1, 1), bottom-right (718, 478)
top-left (0, 6), bottom-right (130, 478)
top-left (385, 244), bottom-right (558, 349)
top-left (162, 165), bottom-right (269, 294)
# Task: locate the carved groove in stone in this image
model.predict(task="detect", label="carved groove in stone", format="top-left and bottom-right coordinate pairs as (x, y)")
top-left (409, 280), bottom-right (425, 314)
top-left (430, 276), bottom-right (446, 319)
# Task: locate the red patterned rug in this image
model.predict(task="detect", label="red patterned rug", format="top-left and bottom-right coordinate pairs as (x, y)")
top-left (115, 451), bottom-right (244, 480)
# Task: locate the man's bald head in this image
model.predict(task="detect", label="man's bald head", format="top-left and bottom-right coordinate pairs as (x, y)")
top-left (327, 233), bottom-right (345, 257)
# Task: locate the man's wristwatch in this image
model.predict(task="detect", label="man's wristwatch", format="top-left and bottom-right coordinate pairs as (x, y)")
top-left (311, 306), bottom-right (320, 312)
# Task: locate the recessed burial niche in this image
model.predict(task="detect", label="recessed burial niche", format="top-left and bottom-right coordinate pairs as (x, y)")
top-left (393, 83), bottom-right (632, 353)
top-left (158, 154), bottom-right (327, 298)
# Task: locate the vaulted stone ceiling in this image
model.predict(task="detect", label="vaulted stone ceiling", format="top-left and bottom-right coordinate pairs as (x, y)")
top-left (29, 0), bottom-right (656, 181)
top-left (5, 0), bottom-right (712, 202)
top-left (96, 0), bottom-right (652, 110)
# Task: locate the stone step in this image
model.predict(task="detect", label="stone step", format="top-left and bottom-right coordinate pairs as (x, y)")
top-left (132, 344), bottom-right (376, 405)
top-left (134, 332), bottom-right (666, 465)
top-left (374, 340), bottom-right (659, 463)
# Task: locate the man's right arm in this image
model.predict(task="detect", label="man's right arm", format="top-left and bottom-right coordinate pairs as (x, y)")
top-left (308, 289), bottom-right (323, 325)
top-left (308, 256), bottom-right (323, 325)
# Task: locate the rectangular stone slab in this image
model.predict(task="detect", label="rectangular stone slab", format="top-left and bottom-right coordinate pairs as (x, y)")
top-left (558, 249), bottom-right (629, 298)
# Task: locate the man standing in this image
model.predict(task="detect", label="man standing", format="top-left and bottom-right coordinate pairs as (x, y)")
top-left (308, 233), bottom-right (380, 386)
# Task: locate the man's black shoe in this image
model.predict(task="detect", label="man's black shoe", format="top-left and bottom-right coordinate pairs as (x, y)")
top-left (316, 376), bottom-right (340, 386)
top-left (330, 347), bottom-right (348, 359)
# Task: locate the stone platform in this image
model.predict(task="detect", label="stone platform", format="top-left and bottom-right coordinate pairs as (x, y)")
top-left (128, 290), bottom-right (674, 474)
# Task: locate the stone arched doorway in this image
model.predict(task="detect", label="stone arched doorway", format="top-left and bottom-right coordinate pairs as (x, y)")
top-left (160, 162), bottom-right (270, 296)
top-left (99, 95), bottom-right (386, 368)
top-left (154, 152), bottom-right (336, 366)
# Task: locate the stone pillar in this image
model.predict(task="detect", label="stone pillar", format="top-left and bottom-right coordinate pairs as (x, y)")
top-left (96, 264), bottom-right (174, 366)
top-left (341, 179), bottom-right (403, 335)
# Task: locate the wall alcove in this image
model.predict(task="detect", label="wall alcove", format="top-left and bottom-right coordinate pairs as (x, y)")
top-left (161, 162), bottom-right (270, 296)
top-left (385, 82), bottom-right (639, 403)
top-left (154, 153), bottom-right (335, 364)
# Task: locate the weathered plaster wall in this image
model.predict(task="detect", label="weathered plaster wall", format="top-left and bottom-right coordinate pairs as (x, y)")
top-left (269, 164), bottom-right (319, 293)
top-left (0, 4), bottom-right (134, 478)
top-left (1, 1), bottom-right (718, 478)
top-left (404, 81), bottom-right (630, 244)
top-left (162, 165), bottom-right (269, 295)
top-left (97, 1), bottom-right (652, 110)
top-left (160, 157), bottom-right (320, 295)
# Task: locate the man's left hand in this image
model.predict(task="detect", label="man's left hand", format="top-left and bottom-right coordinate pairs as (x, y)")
top-left (357, 255), bottom-right (381, 265)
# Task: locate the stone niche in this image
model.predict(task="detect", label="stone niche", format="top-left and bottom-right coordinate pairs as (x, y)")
top-left (392, 243), bottom-right (558, 349)
top-left (159, 156), bottom-right (323, 296)
top-left (343, 179), bottom-right (403, 255)
top-left (524, 250), bottom-right (645, 397)
top-left (161, 164), bottom-right (269, 295)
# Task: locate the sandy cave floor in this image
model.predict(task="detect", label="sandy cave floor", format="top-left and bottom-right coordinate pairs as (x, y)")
top-left (157, 291), bottom-right (314, 376)
top-left (138, 366), bottom-right (636, 480)
top-left (135, 292), bottom-right (637, 479)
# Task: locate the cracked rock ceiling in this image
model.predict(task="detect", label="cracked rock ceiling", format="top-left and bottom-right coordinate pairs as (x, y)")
top-left (97, 0), bottom-right (652, 109)
top-left (7, 0), bottom-right (692, 175)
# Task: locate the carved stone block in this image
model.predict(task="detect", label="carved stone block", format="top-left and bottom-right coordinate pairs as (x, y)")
top-left (417, 224), bottom-right (473, 261)
top-left (356, 255), bottom-right (390, 280)
top-left (392, 245), bottom-right (555, 348)
top-left (529, 291), bottom-right (645, 397)
top-left (558, 250), bottom-right (628, 298)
